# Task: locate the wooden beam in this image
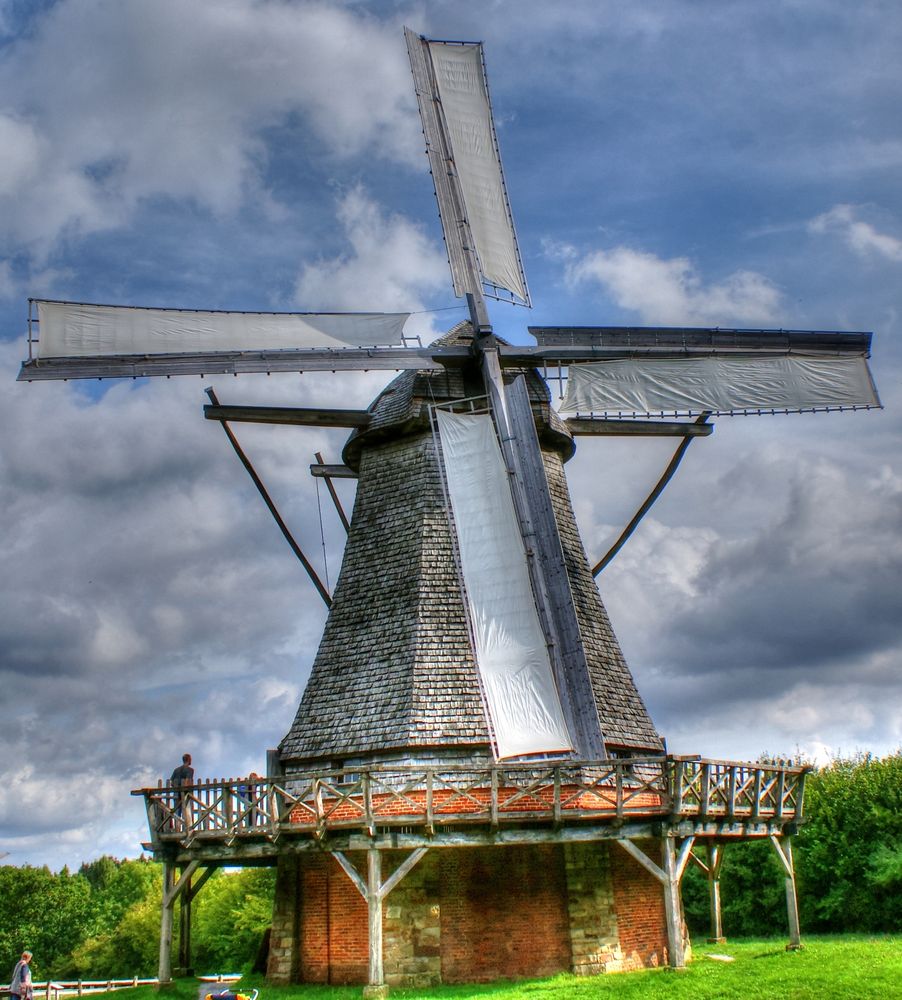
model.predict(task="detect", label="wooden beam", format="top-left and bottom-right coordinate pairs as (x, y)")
top-left (204, 404), bottom-right (369, 428)
top-left (163, 859), bottom-right (201, 907)
top-left (206, 388), bottom-right (332, 608)
top-left (592, 412), bottom-right (711, 575)
top-left (662, 838), bottom-right (689, 969)
top-left (706, 844), bottom-right (725, 943)
top-left (566, 418), bottom-right (713, 437)
top-left (367, 849), bottom-right (384, 991)
top-left (527, 326), bottom-right (873, 356)
top-left (770, 835), bottom-right (802, 950)
top-left (333, 851), bottom-right (368, 898)
top-left (315, 451), bottom-right (350, 533)
top-left (158, 862), bottom-right (175, 985)
top-left (615, 838), bottom-right (666, 883)
top-left (310, 464), bottom-right (358, 480)
top-left (379, 848), bottom-right (429, 900)
top-left (17, 345), bottom-right (467, 382)
top-left (504, 375), bottom-right (606, 759)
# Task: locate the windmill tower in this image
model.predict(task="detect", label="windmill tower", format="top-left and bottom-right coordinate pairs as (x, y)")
top-left (19, 28), bottom-right (879, 995)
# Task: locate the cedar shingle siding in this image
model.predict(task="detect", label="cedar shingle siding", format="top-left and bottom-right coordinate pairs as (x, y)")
top-left (279, 324), bottom-right (661, 768)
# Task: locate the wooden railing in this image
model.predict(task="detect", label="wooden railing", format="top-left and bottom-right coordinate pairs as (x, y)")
top-left (133, 756), bottom-right (807, 846)
top-left (669, 756), bottom-right (809, 821)
top-left (0, 980), bottom-right (158, 1000)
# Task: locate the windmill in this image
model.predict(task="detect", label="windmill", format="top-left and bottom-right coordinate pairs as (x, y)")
top-left (20, 28), bottom-right (879, 993)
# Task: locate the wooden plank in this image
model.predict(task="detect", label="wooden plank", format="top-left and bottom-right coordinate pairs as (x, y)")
top-left (367, 849), bottom-right (384, 988)
top-left (504, 374), bottom-right (606, 758)
top-left (566, 418), bottom-right (713, 437)
top-left (158, 863), bottom-right (175, 984)
top-left (662, 838), bottom-right (687, 969)
top-left (333, 851), bottom-right (368, 898)
top-left (707, 843), bottom-right (725, 943)
top-left (203, 405), bottom-right (370, 427)
top-left (315, 451), bottom-right (351, 533)
top-left (527, 327), bottom-right (873, 355)
top-left (310, 464), bottom-right (358, 480)
top-left (379, 848), bottom-right (429, 900)
top-left (615, 838), bottom-right (666, 884)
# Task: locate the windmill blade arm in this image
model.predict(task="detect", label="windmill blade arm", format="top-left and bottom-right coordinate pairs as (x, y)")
top-left (527, 326), bottom-right (873, 355)
top-left (405, 29), bottom-right (530, 306)
top-left (18, 345), bottom-right (470, 382)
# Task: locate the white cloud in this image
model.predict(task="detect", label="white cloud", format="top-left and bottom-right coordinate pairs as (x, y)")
top-left (565, 246), bottom-right (783, 326)
top-left (809, 204), bottom-right (902, 263)
top-left (0, 0), bottom-right (420, 256)
top-left (295, 186), bottom-right (449, 333)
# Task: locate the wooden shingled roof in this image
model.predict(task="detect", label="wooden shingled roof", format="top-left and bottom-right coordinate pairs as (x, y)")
top-left (278, 324), bottom-right (662, 769)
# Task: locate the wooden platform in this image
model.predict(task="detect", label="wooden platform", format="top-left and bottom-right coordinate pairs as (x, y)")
top-left (133, 755), bottom-right (808, 863)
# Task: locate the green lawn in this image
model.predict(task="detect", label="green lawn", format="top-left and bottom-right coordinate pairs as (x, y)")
top-left (150, 936), bottom-right (901, 1000)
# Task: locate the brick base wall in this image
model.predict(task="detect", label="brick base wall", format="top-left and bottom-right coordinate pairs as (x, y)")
top-left (438, 845), bottom-right (571, 983)
top-left (610, 839), bottom-right (669, 969)
top-left (268, 841), bottom-right (672, 985)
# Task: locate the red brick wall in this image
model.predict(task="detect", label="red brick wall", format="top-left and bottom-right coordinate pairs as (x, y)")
top-left (297, 853), bottom-right (369, 984)
top-left (438, 845), bottom-right (571, 983)
top-left (609, 840), bottom-right (668, 968)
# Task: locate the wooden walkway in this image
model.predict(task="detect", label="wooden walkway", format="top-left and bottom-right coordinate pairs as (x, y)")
top-left (133, 755), bottom-right (808, 855)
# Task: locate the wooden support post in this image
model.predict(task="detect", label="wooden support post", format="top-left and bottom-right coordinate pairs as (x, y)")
top-left (770, 835), bottom-right (802, 950)
top-left (158, 862), bottom-right (175, 984)
top-left (662, 838), bottom-right (688, 969)
top-left (333, 846), bottom-right (429, 999)
top-left (177, 869), bottom-right (193, 975)
top-left (616, 836), bottom-right (693, 970)
top-left (706, 844), bottom-right (725, 943)
top-left (363, 849), bottom-right (388, 1000)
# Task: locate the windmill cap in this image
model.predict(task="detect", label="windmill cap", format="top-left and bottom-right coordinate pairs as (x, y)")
top-left (342, 322), bottom-right (575, 470)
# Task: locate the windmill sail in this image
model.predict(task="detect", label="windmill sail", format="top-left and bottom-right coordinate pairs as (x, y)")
top-left (406, 29), bottom-right (530, 306)
top-left (435, 407), bottom-right (572, 759)
top-left (32, 300), bottom-right (409, 357)
top-left (561, 355), bottom-right (880, 416)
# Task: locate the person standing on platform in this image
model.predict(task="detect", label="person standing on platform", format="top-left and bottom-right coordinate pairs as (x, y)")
top-left (170, 753), bottom-right (194, 828)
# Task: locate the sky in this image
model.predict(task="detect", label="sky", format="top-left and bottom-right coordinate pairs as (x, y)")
top-left (0, 0), bottom-right (900, 870)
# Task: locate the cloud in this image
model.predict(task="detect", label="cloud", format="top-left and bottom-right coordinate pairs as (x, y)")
top-left (809, 204), bottom-right (902, 263)
top-left (0, 0), bottom-right (420, 257)
top-left (295, 186), bottom-right (450, 333)
top-left (565, 246), bottom-right (783, 325)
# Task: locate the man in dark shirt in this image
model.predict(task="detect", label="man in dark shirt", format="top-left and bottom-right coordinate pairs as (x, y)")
top-left (170, 753), bottom-right (194, 827)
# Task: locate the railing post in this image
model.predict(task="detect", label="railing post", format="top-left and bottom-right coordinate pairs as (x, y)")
top-left (425, 771), bottom-right (434, 833)
top-left (364, 772), bottom-right (375, 837)
top-left (699, 762), bottom-right (710, 816)
top-left (727, 765), bottom-right (737, 817)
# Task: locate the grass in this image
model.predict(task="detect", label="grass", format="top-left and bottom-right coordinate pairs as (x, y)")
top-left (144, 936), bottom-right (902, 1000)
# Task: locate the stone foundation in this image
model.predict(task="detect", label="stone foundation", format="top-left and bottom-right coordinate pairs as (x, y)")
top-left (268, 841), bottom-right (672, 985)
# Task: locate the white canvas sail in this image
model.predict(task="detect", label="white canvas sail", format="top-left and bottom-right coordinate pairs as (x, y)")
top-left (436, 409), bottom-right (572, 759)
top-left (34, 300), bottom-right (410, 358)
top-left (561, 355), bottom-right (880, 416)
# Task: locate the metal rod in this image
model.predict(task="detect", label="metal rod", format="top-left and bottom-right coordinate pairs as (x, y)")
top-left (205, 387), bottom-right (332, 608)
top-left (592, 411), bottom-right (711, 576)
